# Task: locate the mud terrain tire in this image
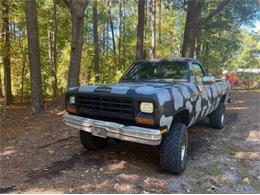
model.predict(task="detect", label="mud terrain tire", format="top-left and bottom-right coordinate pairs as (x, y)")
top-left (160, 123), bottom-right (188, 175)
top-left (209, 103), bottom-right (225, 129)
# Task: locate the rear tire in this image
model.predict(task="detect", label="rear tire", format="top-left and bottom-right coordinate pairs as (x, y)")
top-left (160, 123), bottom-right (188, 175)
top-left (209, 103), bottom-right (225, 129)
top-left (80, 130), bottom-right (107, 150)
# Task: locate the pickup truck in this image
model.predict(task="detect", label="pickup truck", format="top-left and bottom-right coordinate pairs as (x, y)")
top-left (64, 58), bottom-right (230, 174)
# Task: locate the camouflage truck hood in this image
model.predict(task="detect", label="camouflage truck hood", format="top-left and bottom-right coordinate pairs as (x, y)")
top-left (70, 82), bottom-right (200, 106)
top-left (70, 81), bottom-right (229, 109)
top-left (77, 82), bottom-right (181, 95)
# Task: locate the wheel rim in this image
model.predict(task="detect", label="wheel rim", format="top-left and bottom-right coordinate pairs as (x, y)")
top-left (181, 145), bottom-right (185, 162)
top-left (181, 138), bottom-right (186, 162)
top-left (221, 114), bottom-right (224, 125)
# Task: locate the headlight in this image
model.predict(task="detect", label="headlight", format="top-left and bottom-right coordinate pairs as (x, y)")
top-left (69, 96), bottom-right (75, 104)
top-left (140, 102), bottom-right (154, 113)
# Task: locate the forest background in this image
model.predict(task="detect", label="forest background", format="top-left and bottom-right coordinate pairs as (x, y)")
top-left (0, 0), bottom-right (259, 113)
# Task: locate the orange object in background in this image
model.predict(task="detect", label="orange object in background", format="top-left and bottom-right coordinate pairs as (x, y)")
top-left (67, 107), bottom-right (76, 113)
top-left (226, 73), bottom-right (238, 85)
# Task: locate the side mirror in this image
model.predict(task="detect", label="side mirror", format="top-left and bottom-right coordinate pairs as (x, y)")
top-left (202, 76), bottom-right (215, 84)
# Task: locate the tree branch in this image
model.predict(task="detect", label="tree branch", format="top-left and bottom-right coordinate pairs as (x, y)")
top-left (201, 0), bottom-right (231, 28)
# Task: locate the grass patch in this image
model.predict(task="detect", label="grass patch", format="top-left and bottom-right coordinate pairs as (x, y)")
top-left (204, 162), bottom-right (224, 176)
top-left (189, 161), bottom-right (224, 178)
top-left (191, 183), bottom-right (205, 193)
top-left (236, 162), bottom-right (260, 192)
top-left (236, 163), bottom-right (248, 179)
top-left (218, 141), bottom-right (259, 192)
top-left (219, 140), bottom-right (240, 155)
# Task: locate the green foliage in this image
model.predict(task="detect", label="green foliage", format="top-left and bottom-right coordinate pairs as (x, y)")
top-left (223, 30), bottom-right (260, 71)
top-left (199, 0), bottom-right (259, 78)
top-left (1, 0), bottom-right (259, 97)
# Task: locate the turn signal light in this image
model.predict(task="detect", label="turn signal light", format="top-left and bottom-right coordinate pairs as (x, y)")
top-left (136, 117), bottom-right (154, 125)
top-left (67, 107), bottom-right (76, 113)
top-left (160, 127), bottom-right (168, 134)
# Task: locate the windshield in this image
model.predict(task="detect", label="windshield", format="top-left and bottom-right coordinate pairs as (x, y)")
top-left (121, 61), bottom-right (189, 82)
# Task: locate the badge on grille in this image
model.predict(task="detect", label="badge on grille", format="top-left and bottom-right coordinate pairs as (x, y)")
top-left (94, 86), bottom-right (112, 93)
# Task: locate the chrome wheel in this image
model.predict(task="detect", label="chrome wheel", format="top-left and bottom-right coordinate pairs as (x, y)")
top-left (221, 114), bottom-right (224, 125)
top-left (181, 134), bottom-right (187, 163)
top-left (181, 144), bottom-right (186, 162)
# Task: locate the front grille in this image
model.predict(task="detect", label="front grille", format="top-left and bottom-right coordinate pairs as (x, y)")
top-left (76, 94), bottom-right (134, 120)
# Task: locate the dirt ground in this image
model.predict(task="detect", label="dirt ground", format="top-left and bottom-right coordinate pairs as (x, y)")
top-left (1, 90), bottom-right (260, 193)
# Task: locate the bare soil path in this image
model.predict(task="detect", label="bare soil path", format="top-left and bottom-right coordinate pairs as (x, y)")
top-left (1, 90), bottom-right (259, 193)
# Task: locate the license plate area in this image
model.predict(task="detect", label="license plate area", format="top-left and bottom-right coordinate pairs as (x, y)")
top-left (91, 126), bottom-right (107, 138)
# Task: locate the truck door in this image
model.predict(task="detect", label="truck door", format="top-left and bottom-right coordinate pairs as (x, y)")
top-left (191, 63), bottom-right (212, 121)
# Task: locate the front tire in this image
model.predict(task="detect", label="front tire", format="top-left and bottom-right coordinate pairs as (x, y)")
top-left (209, 103), bottom-right (225, 129)
top-left (160, 123), bottom-right (188, 175)
top-left (80, 130), bottom-right (107, 150)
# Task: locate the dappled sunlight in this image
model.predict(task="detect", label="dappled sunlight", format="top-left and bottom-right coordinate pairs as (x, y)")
top-left (246, 130), bottom-right (260, 142)
top-left (78, 180), bottom-right (136, 193)
top-left (226, 106), bottom-right (250, 111)
top-left (233, 100), bottom-right (246, 104)
top-left (78, 183), bottom-right (92, 191)
top-left (235, 151), bottom-right (260, 160)
top-left (144, 176), bottom-right (167, 190)
top-left (0, 146), bottom-right (16, 157)
top-left (2, 104), bottom-right (30, 109)
top-left (56, 110), bottom-right (66, 116)
top-left (20, 188), bottom-right (64, 194)
top-left (114, 182), bottom-right (136, 193)
top-left (232, 89), bottom-right (260, 93)
top-left (106, 160), bottom-right (127, 172)
top-left (116, 173), bottom-right (140, 182)
top-left (94, 180), bottom-right (111, 190)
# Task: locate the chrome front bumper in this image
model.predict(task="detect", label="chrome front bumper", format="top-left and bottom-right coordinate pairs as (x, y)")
top-left (64, 112), bottom-right (162, 145)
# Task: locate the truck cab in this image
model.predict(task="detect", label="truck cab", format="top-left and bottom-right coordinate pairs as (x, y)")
top-left (64, 58), bottom-right (230, 174)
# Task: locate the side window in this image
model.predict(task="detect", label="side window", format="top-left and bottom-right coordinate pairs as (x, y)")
top-left (192, 63), bottom-right (204, 83)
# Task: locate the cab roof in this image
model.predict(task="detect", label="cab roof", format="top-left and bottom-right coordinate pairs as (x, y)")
top-left (135, 57), bottom-right (201, 64)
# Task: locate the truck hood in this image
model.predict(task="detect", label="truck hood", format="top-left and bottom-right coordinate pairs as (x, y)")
top-left (69, 82), bottom-right (198, 106)
top-left (76, 82), bottom-right (180, 95)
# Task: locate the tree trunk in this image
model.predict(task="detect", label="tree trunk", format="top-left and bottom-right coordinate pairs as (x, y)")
top-left (101, 0), bottom-right (106, 52)
top-left (106, 0), bottom-right (109, 52)
top-left (52, 0), bottom-right (58, 96)
top-left (122, 0), bottom-right (126, 69)
top-left (118, 0), bottom-right (123, 67)
top-left (21, 58), bottom-right (26, 102)
top-left (1, 0), bottom-right (12, 104)
top-left (194, 35), bottom-right (200, 59)
top-left (108, 7), bottom-right (116, 56)
top-left (3, 72), bottom-right (7, 119)
top-left (93, 0), bottom-right (100, 82)
top-left (158, 0), bottom-right (161, 43)
top-left (0, 68), bottom-right (3, 97)
top-left (181, 0), bottom-right (203, 58)
top-left (25, 0), bottom-right (43, 114)
top-left (203, 41), bottom-right (209, 65)
top-left (151, 0), bottom-right (156, 58)
top-left (63, 0), bottom-right (88, 88)
top-left (136, 0), bottom-right (145, 60)
top-left (18, 31), bottom-right (26, 101)
top-left (102, 23), bottom-right (106, 52)
top-left (143, 0), bottom-right (148, 59)
top-left (19, 38), bottom-right (26, 101)
top-left (47, 31), bottom-right (57, 96)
